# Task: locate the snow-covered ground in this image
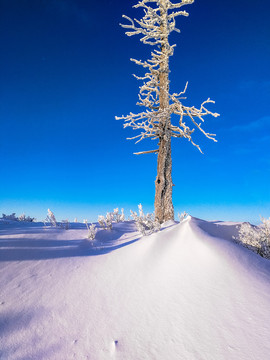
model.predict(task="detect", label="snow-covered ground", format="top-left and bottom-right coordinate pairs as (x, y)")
top-left (0, 217), bottom-right (270, 360)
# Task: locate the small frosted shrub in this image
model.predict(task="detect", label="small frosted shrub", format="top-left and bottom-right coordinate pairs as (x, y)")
top-left (113, 208), bottom-right (125, 223)
top-left (178, 211), bottom-right (188, 223)
top-left (130, 204), bottom-right (160, 236)
top-left (18, 214), bottom-right (36, 222)
top-left (84, 220), bottom-right (97, 242)
top-left (98, 213), bottom-right (113, 230)
top-left (98, 208), bottom-right (125, 230)
top-left (1, 213), bottom-right (35, 222)
top-left (44, 209), bottom-right (58, 227)
top-left (235, 217), bottom-right (270, 259)
top-left (120, 208), bottom-right (125, 222)
top-left (61, 219), bottom-right (69, 230)
top-left (2, 213), bottom-right (18, 221)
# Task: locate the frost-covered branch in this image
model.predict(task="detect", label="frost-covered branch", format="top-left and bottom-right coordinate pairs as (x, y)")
top-left (134, 149), bottom-right (159, 155)
top-left (169, 83), bottom-right (219, 153)
top-left (116, 82), bottom-right (219, 152)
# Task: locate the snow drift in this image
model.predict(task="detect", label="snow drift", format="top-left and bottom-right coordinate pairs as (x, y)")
top-left (0, 217), bottom-right (270, 360)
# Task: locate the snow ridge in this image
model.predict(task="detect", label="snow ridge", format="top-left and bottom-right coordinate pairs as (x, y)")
top-left (0, 217), bottom-right (269, 360)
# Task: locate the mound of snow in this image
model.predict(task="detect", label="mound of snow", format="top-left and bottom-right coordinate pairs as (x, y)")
top-left (0, 217), bottom-right (269, 360)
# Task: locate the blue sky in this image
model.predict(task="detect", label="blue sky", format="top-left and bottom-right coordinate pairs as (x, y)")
top-left (0, 0), bottom-right (270, 223)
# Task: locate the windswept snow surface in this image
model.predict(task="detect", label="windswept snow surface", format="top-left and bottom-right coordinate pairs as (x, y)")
top-left (0, 217), bottom-right (270, 360)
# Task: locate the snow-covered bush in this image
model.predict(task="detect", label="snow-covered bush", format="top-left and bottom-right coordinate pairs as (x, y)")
top-left (1, 213), bottom-right (35, 222)
top-left (84, 220), bottom-right (97, 242)
top-left (98, 208), bottom-right (125, 230)
top-left (235, 217), bottom-right (270, 259)
top-left (178, 211), bottom-right (188, 223)
top-left (44, 209), bottom-right (58, 227)
top-left (18, 214), bottom-right (35, 222)
top-left (2, 213), bottom-right (18, 221)
top-left (113, 208), bottom-right (125, 223)
top-left (130, 204), bottom-right (160, 236)
top-left (120, 208), bottom-right (125, 222)
top-left (61, 219), bottom-right (69, 230)
top-left (98, 213), bottom-right (113, 230)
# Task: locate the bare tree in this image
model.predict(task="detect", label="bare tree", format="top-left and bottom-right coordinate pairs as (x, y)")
top-left (116, 0), bottom-right (219, 223)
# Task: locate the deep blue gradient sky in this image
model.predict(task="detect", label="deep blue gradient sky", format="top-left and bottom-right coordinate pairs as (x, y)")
top-left (1, 0), bottom-right (270, 223)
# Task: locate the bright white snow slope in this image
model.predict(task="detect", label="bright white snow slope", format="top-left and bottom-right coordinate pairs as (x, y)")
top-left (0, 216), bottom-right (270, 360)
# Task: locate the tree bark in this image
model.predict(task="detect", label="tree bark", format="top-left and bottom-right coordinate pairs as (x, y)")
top-left (155, 135), bottom-right (174, 223)
top-left (154, 0), bottom-right (174, 223)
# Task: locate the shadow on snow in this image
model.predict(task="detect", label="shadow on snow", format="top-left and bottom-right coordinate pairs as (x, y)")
top-left (0, 222), bottom-right (141, 262)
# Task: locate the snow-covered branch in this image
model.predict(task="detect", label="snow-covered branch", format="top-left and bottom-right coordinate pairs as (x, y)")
top-left (116, 82), bottom-right (219, 152)
top-left (169, 83), bottom-right (219, 152)
top-left (134, 149), bottom-right (159, 155)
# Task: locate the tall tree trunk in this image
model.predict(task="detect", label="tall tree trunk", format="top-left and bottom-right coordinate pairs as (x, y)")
top-left (154, 0), bottom-right (174, 223)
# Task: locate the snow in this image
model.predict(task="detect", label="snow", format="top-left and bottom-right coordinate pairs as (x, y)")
top-left (0, 217), bottom-right (270, 360)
